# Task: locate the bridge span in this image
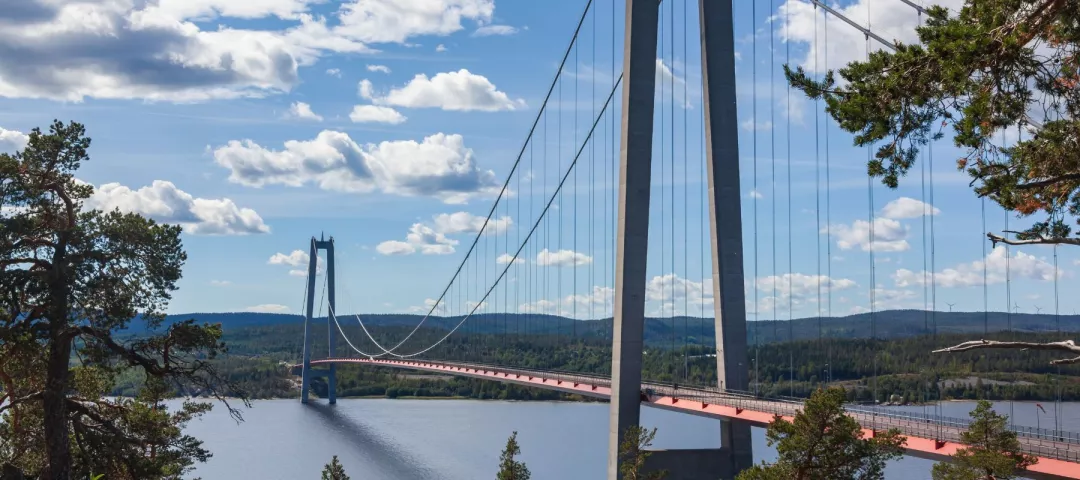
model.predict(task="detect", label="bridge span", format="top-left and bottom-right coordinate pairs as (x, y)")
top-left (296, 357), bottom-right (1080, 480)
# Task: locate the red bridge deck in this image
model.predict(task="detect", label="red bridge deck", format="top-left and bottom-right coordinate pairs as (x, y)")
top-left (301, 357), bottom-right (1080, 480)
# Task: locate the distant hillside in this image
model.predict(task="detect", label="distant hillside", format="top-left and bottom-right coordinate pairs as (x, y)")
top-left (145, 309), bottom-right (1080, 346)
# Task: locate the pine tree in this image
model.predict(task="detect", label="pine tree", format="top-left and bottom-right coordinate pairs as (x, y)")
top-left (786, 0), bottom-right (1080, 248)
top-left (932, 400), bottom-right (1036, 479)
top-left (496, 431), bottom-right (530, 480)
top-left (618, 425), bottom-right (666, 480)
top-left (737, 387), bottom-right (905, 480)
top-left (321, 456), bottom-right (350, 480)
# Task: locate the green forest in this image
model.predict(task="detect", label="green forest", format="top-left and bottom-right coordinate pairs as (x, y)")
top-left (114, 316), bottom-right (1080, 404)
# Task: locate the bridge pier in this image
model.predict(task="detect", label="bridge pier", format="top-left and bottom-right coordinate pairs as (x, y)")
top-left (642, 449), bottom-right (735, 480)
top-left (300, 234), bottom-right (337, 405)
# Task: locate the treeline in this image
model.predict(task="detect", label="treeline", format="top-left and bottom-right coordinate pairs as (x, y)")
top-left (112, 323), bottom-right (1080, 403)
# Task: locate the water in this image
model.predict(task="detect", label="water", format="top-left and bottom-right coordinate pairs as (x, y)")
top-left (177, 398), bottom-right (1079, 479)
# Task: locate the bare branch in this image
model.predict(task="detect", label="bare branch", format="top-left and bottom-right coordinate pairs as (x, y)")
top-left (932, 339), bottom-right (1080, 364)
top-left (987, 231), bottom-right (1080, 246)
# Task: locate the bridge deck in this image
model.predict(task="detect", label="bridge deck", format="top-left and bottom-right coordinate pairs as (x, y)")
top-left (302, 357), bottom-right (1080, 480)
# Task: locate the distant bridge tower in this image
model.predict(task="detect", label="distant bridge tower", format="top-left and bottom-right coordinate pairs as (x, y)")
top-left (300, 234), bottom-right (337, 405)
top-left (609, 0), bottom-right (749, 478)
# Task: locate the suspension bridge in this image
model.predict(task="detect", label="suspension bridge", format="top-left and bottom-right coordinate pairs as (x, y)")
top-left (284, 1), bottom-right (1080, 479)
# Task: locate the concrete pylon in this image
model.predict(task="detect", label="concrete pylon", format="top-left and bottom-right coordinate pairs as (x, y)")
top-left (300, 235), bottom-right (337, 405)
top-left (608, 0), bottom-right (751, 478)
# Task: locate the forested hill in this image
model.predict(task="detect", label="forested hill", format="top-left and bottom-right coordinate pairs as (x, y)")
top-left (138, 309), bottom-right (1080, 345)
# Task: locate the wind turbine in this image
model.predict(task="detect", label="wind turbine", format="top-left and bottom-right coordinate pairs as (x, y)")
top-left (1035, 305), bottom-right (1043, 315)
top-left (946, 303), bottom-right (955, 313)
top-left (1013, 302), bottom-right (1021, 314)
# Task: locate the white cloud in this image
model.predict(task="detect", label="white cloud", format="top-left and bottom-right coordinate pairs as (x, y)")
top-left (358, 79), bottom-right (375, 99)
top-left (0, 0), bottom-right (494, 102)
top-left (880, 197), bottom-right (940, 220)
top-left (366, 64), bottom-right (391, 73)
top-left (749, 189), bottom-right (764, 199)
top-left (286, 101), bottom-right (323, 121)
top-left (85, 180), bottom-right (269, 235)
top-left (0, 127), bottom-right (29, 152)
top-left (778, 0), bottom-right (965, 76)
top-left (376, 223), bottom-right (458, 256)
top-left (520, 286), bottom-right (614, 318)
top-left (741, 119), bottom-right (773, 131)
top-left (408, 298), bottom-right (449, 315)
top-left (436, 44), bottom-right (448, 52)
top-left (473, 25), bottom-right (518, 37)
top-left (752, 273), bottom-right (857, 314)
top-left (826, 217), bottom-right (909, 252)
top-left (496, 253), bottom-right (523, 265)
top-left (245, 304), bottom-right (291, 313)
top-left (210, 280), bottom-right (232, 286)
top-left (213, 131), bottom-right (501, 204)
top-left (466, 300), bottom-right (488, 311)
top-left (377, 211), bottom-right (510, 257)
top-left (432, 211), bottom-right (512, 235)
top-left (325, 68), bottom-right (341, 77)
top-left (536, 249), bottom-right (593, 267)
top-left (370, 69), bottom-right (525, 111)
top-left (349, 105), bottom-right (407, 124)
top-left (268, 249), bottom-right (324, 276)
top-left (894, 246), bottom-right (1061, 288)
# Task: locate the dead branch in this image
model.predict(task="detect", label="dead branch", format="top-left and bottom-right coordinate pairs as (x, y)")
top-left (987, 231), bottom-right (1080, 246)
top-left (932, 339), bottom-right (1080, 365)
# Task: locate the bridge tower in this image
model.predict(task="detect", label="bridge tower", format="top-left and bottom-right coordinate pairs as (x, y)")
top-left (609, 1), bottom-right (749, 478)
top-left (300, 234), bottom-right (337, 405)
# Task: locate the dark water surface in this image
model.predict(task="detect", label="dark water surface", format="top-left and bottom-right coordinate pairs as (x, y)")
top-left (175, 398), bottom-right (1078, 479)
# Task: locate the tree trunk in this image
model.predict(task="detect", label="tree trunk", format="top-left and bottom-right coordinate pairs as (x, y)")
top-left (42, 336), bottom-right (72, 480)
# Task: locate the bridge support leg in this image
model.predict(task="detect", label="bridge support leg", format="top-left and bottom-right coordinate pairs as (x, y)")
top-left (300, 234), bottom-right (338, 404)
top-left (701, 0), bottom-right (754, 473)
top-left (326, 238), bottom-right (337, 405)
top-left (300, 238), bottom-right (318, 404)
top-left (608, 0), bottom-right (660, 478)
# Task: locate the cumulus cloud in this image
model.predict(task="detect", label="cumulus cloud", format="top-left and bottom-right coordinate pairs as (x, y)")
top-left (432, 211), bottom-right (512, 235)
top-left (368, 69), bottom-right (525, 111)
top-left (268, 249), bottom-right (324, 276)
top-left (349, 105), bottom-right (407, 124)
top-left (376, 223), bottom-right (458, 256)
top-left (473, 25), bottom-right (518, 37)
top-left (536, 249), bottom-right (593, 267)
top-left (366, 64), bottom-right (391, 73)
top-left (778, 0), bottom-right (965, 76)
top-left (741, 119), bottom-right (773, 131)
top-left (0, 127), bottom-right (29, 152)
top-left (893, 246), bottom-right (1061, 288)
top-left (213, 131), bottom-right (501, 204)
top-left (325, 68), bottom-right (341, 77)
top-left (286, 101), bottom-right (323, 121)
top-left (436, 44), bottom-right (448, 52)
top-left (880, 197), bottom-right (940, 219)
top-left (520, 286), bottom-right (614, 318)
top-left (245, 304), bottom-right (291, 313)
top-left (0, 0), bottom-right (494, 102)
top-left (826, 217), bottom-right (909, 252)
top-left (85, 180), bottom-right (269, 235)
top-left (377, 211), bottom-right (510, 256)
top-left (752, 273), bottom-right (857, 314)
top-left (496, 253), bottom-right (523, 265)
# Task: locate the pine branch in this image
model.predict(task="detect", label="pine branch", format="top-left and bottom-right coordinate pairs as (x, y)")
top-left (932, 339), bottom-right (1080, 365)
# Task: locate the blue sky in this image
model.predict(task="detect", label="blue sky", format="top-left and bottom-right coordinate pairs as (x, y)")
top-left (0, 0), bottom-right (1069, 321)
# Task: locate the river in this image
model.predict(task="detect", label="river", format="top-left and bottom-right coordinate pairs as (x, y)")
top-left (175, 398), bottom-right (1080, 479)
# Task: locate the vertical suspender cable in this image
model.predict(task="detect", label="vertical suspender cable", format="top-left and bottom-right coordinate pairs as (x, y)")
top-left (752, 0), bottom-right (760, 395)
top-left (815, 1), bottom-right (822, 344)
top-left (786, 0), bottom-right (794, 396)
top-left (770, 0), bottom-right (778, 350)
top-left (682, 0), bottom-right (690, 379)
top-left (669, 0), bottom-right (677, 379)
top-left (824, 10), bottom-right (833, 390)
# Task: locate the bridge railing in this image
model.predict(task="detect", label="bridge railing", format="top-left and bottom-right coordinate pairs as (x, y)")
top-left (332, 357), bottom-right (1080, 462)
